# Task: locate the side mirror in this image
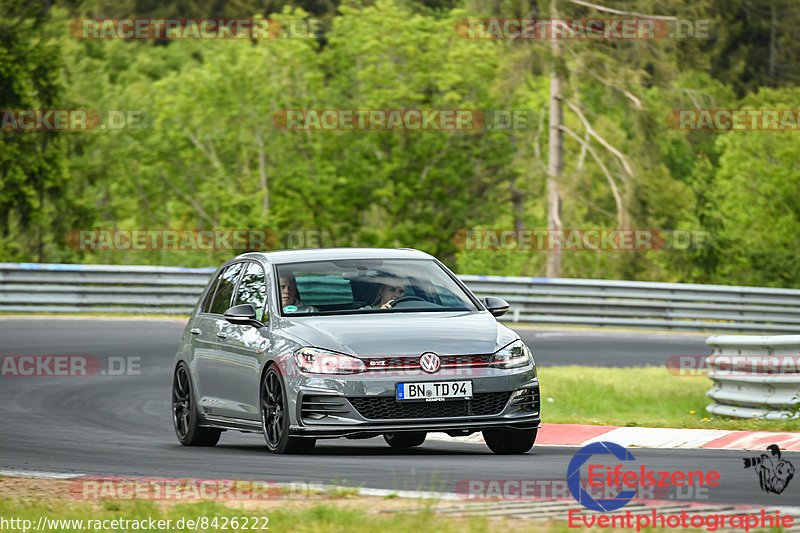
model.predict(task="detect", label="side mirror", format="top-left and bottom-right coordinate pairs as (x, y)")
top-left (223, 304), bottom-right (265, 327)
top-left (483, 296), bottom-right (510, 317)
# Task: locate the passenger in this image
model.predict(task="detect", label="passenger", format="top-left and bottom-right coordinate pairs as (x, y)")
top-left (279, 272), bottom-right (318, 313)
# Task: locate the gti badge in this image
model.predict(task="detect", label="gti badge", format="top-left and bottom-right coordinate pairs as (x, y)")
top-left (419, 352), bottom-right (441, 374)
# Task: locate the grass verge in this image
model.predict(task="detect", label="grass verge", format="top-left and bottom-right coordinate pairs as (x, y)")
top-left (539, 365), bottom-right (799, 432)
top-left (0, 497), bottom-right (613, 533)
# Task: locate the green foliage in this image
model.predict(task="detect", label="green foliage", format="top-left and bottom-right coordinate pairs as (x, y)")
top-left (702, 87), bottom-right (800, 287)
top-left (1, 0), bottom-right (799, 288)
top-left (0, 1), bottom-right (69, 262)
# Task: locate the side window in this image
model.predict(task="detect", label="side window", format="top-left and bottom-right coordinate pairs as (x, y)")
top-left (234, 262), bottom-right (267, 321)
top-left (200, 274), bottom-right (220, 313)
top-left (208, 263), bottom-right (243, 315)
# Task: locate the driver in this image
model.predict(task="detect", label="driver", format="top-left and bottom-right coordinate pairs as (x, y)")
top-left (364, 273), bottom-right (406, 309)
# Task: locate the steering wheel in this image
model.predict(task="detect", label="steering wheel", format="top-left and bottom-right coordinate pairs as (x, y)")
top-left (389, 295), bottom-right (426, 307)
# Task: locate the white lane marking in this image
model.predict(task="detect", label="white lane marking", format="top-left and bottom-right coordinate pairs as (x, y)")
top-left (703, 432), bottom-right (800, 451)
top-left (583, 427), bottom-right (736, 448)
top-left (0, 469), bottom-right (84, 479)
top-left (358, 487), bottom-right (460, 500)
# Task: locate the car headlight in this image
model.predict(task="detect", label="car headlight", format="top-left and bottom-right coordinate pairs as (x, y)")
top-left (490, 340), bottom-right (534, 369)
top-left (295, 347), bottom-right (366, 374)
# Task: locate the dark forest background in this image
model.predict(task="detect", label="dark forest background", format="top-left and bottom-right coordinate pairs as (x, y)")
top-left (2, 0), bottom-right (799, 286)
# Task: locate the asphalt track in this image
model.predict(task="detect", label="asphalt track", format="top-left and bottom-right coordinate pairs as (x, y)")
top-left (0, 317), bottom-right (795, 508)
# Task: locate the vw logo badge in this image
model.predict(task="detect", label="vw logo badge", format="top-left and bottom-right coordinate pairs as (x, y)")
top-left (419, 352), bottom-right (441, 374)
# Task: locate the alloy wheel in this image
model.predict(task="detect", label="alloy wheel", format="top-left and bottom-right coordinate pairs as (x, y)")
top-left (262, 370), bottom-right (284, 448)
top-left (172, 365), bottom-right (192, 440)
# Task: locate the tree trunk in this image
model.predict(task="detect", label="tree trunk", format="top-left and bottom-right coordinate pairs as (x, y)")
top-left (546, 0), bottom-right (564, 278)
top-left (257, 132), bottom-right (269, 217)
top-left (769, 3), bottom-right (776, 81)
top-left (510, 176), bottom-right (525, 232)
top-left (37, 182), bottom-right (44, 263)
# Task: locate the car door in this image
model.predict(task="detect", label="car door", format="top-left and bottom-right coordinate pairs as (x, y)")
top-left (215, 261), bottom-right (270, 421)
top-left (187, 269), bottom-right (225, 413)
top-left (193, 261), bottom-right (244, 417)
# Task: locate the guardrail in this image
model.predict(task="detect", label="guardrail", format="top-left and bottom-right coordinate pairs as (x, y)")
top-left (461, 275), bottom-right (800, 333)
top-left (1, 263), bottom-right (800, 333)
top-left (0, 263), bottom-right (215, 315)
top-left (705, 335), bottom-right (800, 419)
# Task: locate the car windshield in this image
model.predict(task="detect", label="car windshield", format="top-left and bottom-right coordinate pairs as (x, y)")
top-left (275, 258), bottom-right (479, 316)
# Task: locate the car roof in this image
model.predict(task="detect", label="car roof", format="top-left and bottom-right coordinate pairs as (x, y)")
top-left (234, 247), bottom-right (434, 265)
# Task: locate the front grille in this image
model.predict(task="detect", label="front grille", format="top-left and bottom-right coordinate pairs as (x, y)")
top-left (365, 353), bottom-right (493, 371)
top-left (347, 392), bottom-right (512, 420)
top-left (441, 354), bottom-right (493, 366)
top-left (301, 395), bottom-right (350, 420)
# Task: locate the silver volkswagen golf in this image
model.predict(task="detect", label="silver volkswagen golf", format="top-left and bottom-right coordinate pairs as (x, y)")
top-left (172, 248), bottom-right (540, 454)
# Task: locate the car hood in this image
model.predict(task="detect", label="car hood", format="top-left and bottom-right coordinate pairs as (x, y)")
top-left (275, 311), bottom-right (517, 357)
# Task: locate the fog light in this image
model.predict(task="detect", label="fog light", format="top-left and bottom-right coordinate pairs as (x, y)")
top-left (511, 389), bottom-right (528, 400)
top-left (509, 388), bottom-right (537, 412)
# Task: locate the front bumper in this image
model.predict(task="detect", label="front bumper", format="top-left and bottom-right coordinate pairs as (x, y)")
top-left (291, 415), bottom-right (540, 438)
top-left (286, 365), bottom-right (540, 438)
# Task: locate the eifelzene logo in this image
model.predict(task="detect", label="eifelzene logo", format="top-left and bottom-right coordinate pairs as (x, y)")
top-left (567, 441), bottom-right (721, 513)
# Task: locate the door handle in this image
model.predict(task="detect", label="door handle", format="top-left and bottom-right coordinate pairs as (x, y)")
top-left (190, 328), bottom-right (201, 335)
top-left (216, 332), bottom-right (228, 340)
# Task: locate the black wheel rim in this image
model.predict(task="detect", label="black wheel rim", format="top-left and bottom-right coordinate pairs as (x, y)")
top-left (262, 371), bottom-right (284, 448)
top-left (172, 366), bottom-right (191, 439)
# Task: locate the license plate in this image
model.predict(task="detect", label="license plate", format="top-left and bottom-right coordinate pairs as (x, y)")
top-left (396, 381), bottom-right (472, 401)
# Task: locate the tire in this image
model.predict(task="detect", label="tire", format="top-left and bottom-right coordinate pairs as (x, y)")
top-left (261, 366), bottom-right (316, 454)
top-left (172, 362), bottom-right (221, 446)
top-left (383, 432), bottom-right (427, 448)
top-left (482, 428), bottom-right (537, 455)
